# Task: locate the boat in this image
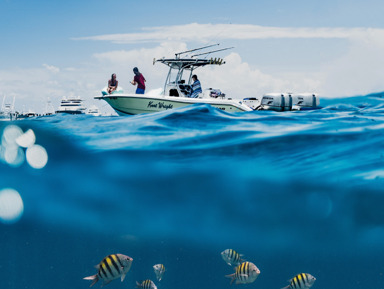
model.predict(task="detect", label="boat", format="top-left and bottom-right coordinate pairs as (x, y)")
top-left (95, 45), bottom-right (320, 115)
top-left (44, 98), bottom-right (55, 116)
top-left (17, 109), bottom-right (38, 119)
top-left (56, 96), bottom-right (86, 114)
top-left (86, 105), bottom-right (101, 116)
top-left (0, 96), bottom-right (17, 121)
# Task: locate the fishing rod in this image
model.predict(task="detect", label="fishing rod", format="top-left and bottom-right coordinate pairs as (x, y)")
top-left (175, 44), bottom-right (219, 58)
top-left (191, 46), bottom-right (234, 58)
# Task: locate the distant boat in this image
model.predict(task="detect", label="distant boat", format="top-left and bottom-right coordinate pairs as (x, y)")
top-left (56, 96), bottom-right (86, 114)
top-left (86, 105), bottom-right (101, 116)
top-left (17, 109), bottom-right (38, 119)
top-left (45, 98), bottom-right (55, 115)
top-left (0, 95), bottom-right (17, 121)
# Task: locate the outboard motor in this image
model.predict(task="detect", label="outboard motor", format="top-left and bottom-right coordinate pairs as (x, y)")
top-left (291, 93), bottom-right (319, 110)
top-left (258, 93), bottom-right (292, 111)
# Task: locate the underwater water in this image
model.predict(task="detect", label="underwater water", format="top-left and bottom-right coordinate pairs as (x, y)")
top-left (1, 94), bottom-right (384, 289)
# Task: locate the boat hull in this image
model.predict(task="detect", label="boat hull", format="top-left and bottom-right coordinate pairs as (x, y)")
top-left (95, 94), bottom-right (253, 115)
top-left (55, 110), bottom-right (85, 115)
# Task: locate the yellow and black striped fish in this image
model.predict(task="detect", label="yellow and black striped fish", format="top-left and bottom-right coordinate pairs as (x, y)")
top-left (136, 279), bottom-right (158, 289)
top-left (153, 264), bottom-right (166, 281)
top-left (83, 254), bottom-right (133, 287)
top-left (281, 273), bottom-right (316, 289)
top-left (221, 249), bottom-right (245, 266)
top-left (225, 261), bottom-right (260, 285)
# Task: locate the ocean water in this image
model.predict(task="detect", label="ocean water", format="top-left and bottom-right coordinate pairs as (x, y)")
top-left (1, 94), bottom-right (384, 289)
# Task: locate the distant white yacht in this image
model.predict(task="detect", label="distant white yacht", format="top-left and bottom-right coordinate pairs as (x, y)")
top-left (86, 105), bottom-right (101, 116)
top-left (56, 96), bottom-right (86, 114)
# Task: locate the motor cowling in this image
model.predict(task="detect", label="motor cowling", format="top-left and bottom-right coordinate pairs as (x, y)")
top-left (291, 93), bottom-right (319, 110)
top-left (258, 93), bottom-right (292, 111)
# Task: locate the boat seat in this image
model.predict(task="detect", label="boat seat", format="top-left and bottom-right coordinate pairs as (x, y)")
top-left (169, 89), bottom-right (179, 97)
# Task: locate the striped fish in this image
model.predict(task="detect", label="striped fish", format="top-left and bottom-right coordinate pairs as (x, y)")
top-left (281, 273), bottom-right (316, 289)
top-left (225, 261), bottom-right (260, 285)
top-left (221, 249), bottom-right (245, 266)
top-left (83, 254), bottom-right (133, 287)
top-left (153, 264), bottom-right (166, 281)
top-left (136, 279), bottom-right (157, 289)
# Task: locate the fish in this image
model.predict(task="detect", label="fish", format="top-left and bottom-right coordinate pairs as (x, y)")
top-left (225, 261), bottom-right (260, 285)
top-left (136, 279), bottom-right (158, 289)
top-left (281, 273), bottom-right (316, 289)
top-left (221, 249), bottom-right (244, 266)
top-left (83, 254), bottom-right (133, 287)
top-left (153, 264), bottom-right (166, 281)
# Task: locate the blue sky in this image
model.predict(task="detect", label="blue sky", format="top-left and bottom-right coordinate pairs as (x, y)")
top-left (1, 0), bottom-right (384, 113)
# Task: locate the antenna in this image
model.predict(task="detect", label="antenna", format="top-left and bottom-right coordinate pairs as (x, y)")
top-left (192, 47), bottom-right (234, 58)
top-left (175, 44), bottom-right (219, 58)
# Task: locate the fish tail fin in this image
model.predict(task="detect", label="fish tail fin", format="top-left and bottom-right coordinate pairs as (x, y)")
top-left (83, 274), bottom-right (99, 287)
top-left (225, 273), bottom-right (236, 285)
top-left (136, 281), bottom-right (141, 288)
top-left (280, 286), bottom-right (289, 289)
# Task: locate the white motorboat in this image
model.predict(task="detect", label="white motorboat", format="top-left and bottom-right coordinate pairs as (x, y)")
top-left (56, 96), bottom-right (86, 114)
top-left (95, 46), bottom-right (320, 115)
top-left (86, 105), bottom-right (101, 116)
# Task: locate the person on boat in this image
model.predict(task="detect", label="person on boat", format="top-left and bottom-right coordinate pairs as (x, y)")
top-left (190, 74), bottom-right (202, 98)
top-left (131, 67), bottom-right (146, 94)
top-left (107, 73), bottom-right (119, 94)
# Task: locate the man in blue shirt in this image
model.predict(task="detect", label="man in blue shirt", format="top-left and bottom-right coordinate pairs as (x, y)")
top-left (190, 75), bottom-right (202, 98)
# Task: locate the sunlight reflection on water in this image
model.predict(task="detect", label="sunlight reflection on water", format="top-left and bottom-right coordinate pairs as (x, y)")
top-left (0, 125), bottom-right (47, 169)
top-left (0, 188), bottom-right (24, 224)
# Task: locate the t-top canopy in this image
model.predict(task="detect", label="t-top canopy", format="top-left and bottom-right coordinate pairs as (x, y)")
top-left (155, 58), bottom-right (226, 70)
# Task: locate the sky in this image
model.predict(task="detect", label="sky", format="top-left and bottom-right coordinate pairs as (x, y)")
top-left (1, 0), bottom-right (384, 113)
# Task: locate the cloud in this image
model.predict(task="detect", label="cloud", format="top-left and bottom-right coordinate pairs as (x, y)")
top-left (43, 64), bottom-right (60, 74)
top-left (91, 42), bottom-right (189, 91)
top-left (320, 39), bottom-right (384, 96)
top-left (198, 52), bottom-right (321, 99)
top-left (73, 24), bottom-right (384, 98)
top-left (74, 23), bottom-right (384, 44)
